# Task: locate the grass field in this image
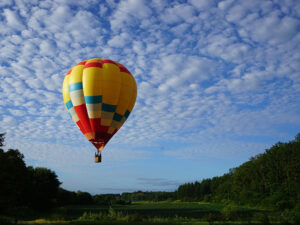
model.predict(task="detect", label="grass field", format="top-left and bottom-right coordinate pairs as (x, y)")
top-left (1, 201), bottom-right (295, 225)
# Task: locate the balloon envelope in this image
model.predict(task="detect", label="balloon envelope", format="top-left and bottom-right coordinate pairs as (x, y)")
top-left (62, 58), bottom-right (137, 150)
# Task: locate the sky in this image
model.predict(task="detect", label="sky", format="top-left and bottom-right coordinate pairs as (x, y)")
top-left (0, 0), bottom-right (299, 194)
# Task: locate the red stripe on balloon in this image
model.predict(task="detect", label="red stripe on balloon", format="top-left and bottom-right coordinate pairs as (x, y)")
top-left (66, 69), bottom-right (72, 76)
top-left (94, 133), bottom-right (112, 144)
top-left (77, 60), bottom-right (87, 66)
top-left (119, 66), bottom-right (130, 74)
top-left (74, 104), bottom-right (93, 134)
top-left (89, 118), bottom-right (101, 132)
top-left (84, 62), bottom-right (103, 69)
top-left (76, 120), bottom-right (86, 134)
top-left (98, 125), bottom-right (109, 133)
top-left (101, 59), bottom-right (117, 65)
top-left (112, 128), bottom-right (118, 135)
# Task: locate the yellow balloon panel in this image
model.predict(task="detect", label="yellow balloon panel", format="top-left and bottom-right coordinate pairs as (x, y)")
top-left (62, 75), bottom-right (71, 106)
top-left (102, 81), bottom-right (122, 105)
top-left (115, 72), bottom-right (133, 115)
top-left (83, 67), bottom-right (103, 96)
top-left (102, 63), bottom-right (122, 82)
top-left (68, 65), bottom-right (85, 84)
top-left (128, 75), bottom-right (137, 111)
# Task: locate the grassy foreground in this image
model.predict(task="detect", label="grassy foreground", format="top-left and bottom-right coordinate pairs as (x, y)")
top-left (1, 201), bottom-right (298, 225)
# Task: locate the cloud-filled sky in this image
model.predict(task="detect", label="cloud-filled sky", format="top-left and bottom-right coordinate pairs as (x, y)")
top-left (0, 0), bottom-right (299, 194)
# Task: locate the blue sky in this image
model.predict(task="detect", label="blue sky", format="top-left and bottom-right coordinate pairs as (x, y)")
top-left (0, 0), bottom-right (299, 194)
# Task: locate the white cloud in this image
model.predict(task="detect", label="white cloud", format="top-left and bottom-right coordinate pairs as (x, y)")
top-left (153, 54), bottom-right (218, 92)
top-left (108, 32), bottom-right (130, 47)
top-left (65, 10), bottom-right (102, 44)
top-left (27, 8), bottom-right (48, 31)
top-left (110, 0), bottom-right (152, 31)
top-left (25, 78), bottom-right (44, 89)
top-left (160, 3), bottom-right (196, 24)
top-left (171, 23), bottom-right (190, 35)
top-left (0, 115), bottom-right (17, 129)
top-left (218, 0), bottom-right (234, 11)
top-left (39, 40), bottom-right (57, 56)
top-left (8, 109), bottom-right (26, 117)
top-left (0, 0), bottom-right (12, 7)
top-left (3, 8), bottom-right (25, 31)
top-left (226, 4), bottom-right (247, 23)
top-left (189, 0), bottom-right (216, 11)
top-left (249, 16), bottom-right (299, 44)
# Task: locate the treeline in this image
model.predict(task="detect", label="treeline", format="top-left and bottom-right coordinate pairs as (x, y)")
top-left (0, 132), bottom-right (173, 212)
top-left (1, 132), bottom-right (299, 213)
top-left (0, 133), bottom-right (62, 212)
top-left (57, 190), bottom-right (174, 206)
top-left (176, 134), bottom-right (300, 210)
top-left (0, 133), bottom-right (99, 213)
top-left (121, 191), bottom-right (174, 202)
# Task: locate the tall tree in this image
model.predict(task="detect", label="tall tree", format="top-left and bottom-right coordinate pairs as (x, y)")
top-left (27, 167), bottom-right (61, 209)
top-left (0, 133), bottom-right (5, 147)
top-left (0, 148), bottom-right (28, 211)
top-left (0, 133), bottom-right (62, 211)
top-left (176, 133), bottom-right (300, 210)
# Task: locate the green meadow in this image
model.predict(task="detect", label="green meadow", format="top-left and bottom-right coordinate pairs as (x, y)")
top-left (2, 201), bottom-right (296, 225)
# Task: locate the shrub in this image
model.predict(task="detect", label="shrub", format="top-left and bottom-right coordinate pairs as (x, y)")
top-left (108, 206), bottom-right (126, 219)
top-left (276, 200), bottom-right (294, 210)
top-left (280, 210), bottom-right (300, 225)
top-left (221, 205), bottom-right (240, 221)
top-left (128, 213), bottom-right (143, 222)
top-left (203, 194), bottom-right (212, 202)
top-left (253, 213), bottom-right (270, 225)
top-left (204, 213), bottom-right (219, 225)
top-left (0, 216), bottom-right (13, 225)
top-left (77, 208), bottom-right (144, 223)
top-left (78, 211), bottom-right (105, 221)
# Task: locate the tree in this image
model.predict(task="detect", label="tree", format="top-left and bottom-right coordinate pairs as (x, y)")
top-left (0, 133), bottom-right (5, 147)
top-left (0, 133), bottom-right (62, 211)
top-left (56, 188), bottom-right (78, 205)
top-left (175, 133), bottom-right (300, 210)
top-left (27, 167), bottom-right (61, 209)
top-left (0, 148), bottom-right (28, 211)
top-left (76, 191), bottom-right (94, 205)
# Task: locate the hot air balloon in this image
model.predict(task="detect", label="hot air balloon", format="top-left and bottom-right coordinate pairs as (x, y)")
top-left (62, 58), bottom-right (137, 163)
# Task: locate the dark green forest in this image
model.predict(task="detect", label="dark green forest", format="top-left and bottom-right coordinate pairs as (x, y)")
top-left (0, 132), bottom-right (299, 216)
top-left (176, 134), bottom-right (300, 210)
top-left (0, 133), bottom-right (96, 213)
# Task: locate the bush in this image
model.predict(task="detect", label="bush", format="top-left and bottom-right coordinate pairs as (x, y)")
top-left (253, 213), bottom-right (270, 225)
top-left (221, 205), bottom-right (240, 221)
top-left (203, 194), bottom-right (212, 202)
top-left (127, 213), bottom-right (143, 222)
top-left (276, 199), bottom-right (294, 210)
top-left (204, 213), bottom-right (219, 225)
top-left (78, 211), bottom-right (106, 221)
top-left (0, 215), bottom-right (14, 225)
top-left (280, 210), bottom-right (300, 225)
top-left (108, 207), bottom-right (125, 219)
top-left (77, 207), bottom-right (139, 222)
top-left (114, 199), bottom-right (131, 205)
